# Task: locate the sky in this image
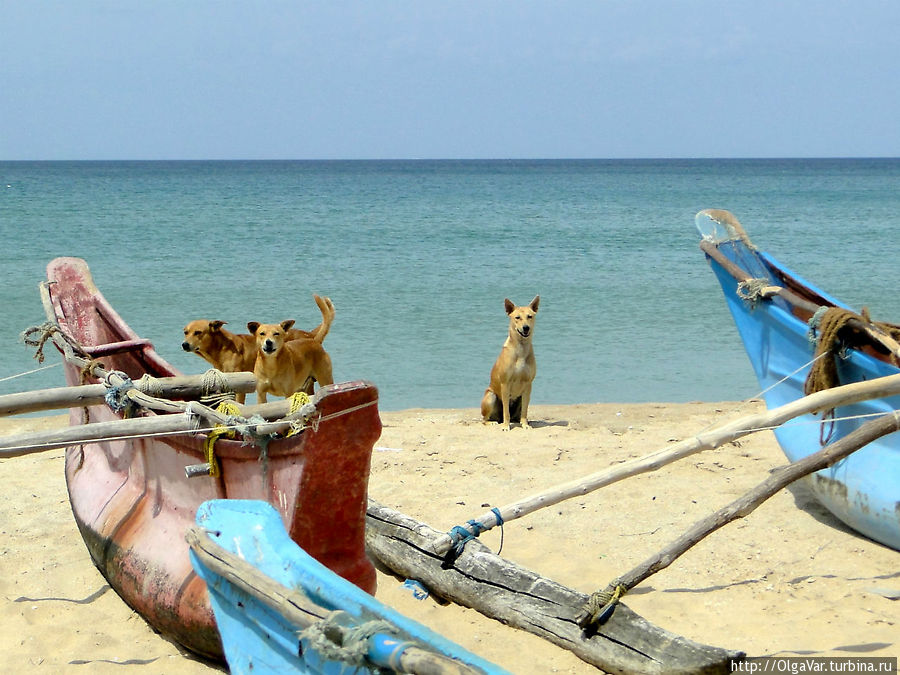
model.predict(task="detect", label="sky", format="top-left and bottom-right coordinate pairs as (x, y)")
top-left (2, 1), bottom-right (899, 160)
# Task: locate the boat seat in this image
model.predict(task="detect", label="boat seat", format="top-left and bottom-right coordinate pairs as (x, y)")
top-left (84, 338), bottom-right (153, 357)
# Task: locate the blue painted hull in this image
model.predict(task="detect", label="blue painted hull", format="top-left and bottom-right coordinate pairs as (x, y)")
top-left (698, 211), bottom-right (900, 551)
top-left (191, 499), bottom-right (508, 675)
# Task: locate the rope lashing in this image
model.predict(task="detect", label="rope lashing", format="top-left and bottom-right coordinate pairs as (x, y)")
top-left (442, 507), bottom-right (505, 568)
top-left (285, 392), bottom-right (314, 437)
top-left (736, 278), bottom-right (774, 307)
top-left (576, 583), bottom-right (628, 631)
top-left (805, 308), bottom-right (861, 395)
top-left (201, 400), bottom-right (243, 478)
top-left (20, 322), bottom-right (59, 363)
top-left (198, 369), bottom-right (236, 407)
top-left (136, 373), bottom-right (164, 398)
top-left (297, 610), bottom-right (400, 667)
top-left (104, 371), bottom-right (135, 416)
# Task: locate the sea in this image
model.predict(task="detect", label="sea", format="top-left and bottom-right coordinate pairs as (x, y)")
top-left (2, 158), bottom-right (899, 411)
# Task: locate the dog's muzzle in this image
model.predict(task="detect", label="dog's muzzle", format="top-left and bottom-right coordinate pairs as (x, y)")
top-left (181, 342), bottom-right (192, 352)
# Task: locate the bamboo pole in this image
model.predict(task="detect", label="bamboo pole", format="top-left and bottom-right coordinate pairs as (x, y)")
top-left (576, 410), bottom-right (900, 629)
top-left (432, 372), bottom-right (900, 556)
top-left (0, 396), bottom-right (313, 459)
top-left (0, 372), bottom-right (257, 417)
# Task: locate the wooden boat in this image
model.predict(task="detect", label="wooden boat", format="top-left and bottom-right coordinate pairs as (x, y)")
top-left (40, 256), bottom-right (381, 660)
top-left (697, 209), bottom-right (900, 551)
top-left (189, 499), bottom-right (507, 675)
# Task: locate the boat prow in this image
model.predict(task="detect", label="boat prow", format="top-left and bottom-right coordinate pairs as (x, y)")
top-left (697, 209), bottom-right (900, 551)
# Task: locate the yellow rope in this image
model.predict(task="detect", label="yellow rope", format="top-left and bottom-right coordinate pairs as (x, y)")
top-left (285, 392), bottom-right (312, 437)
top-left (202, 400), bottom-right (242, 478)
top-left (581, 583), bottom-right (628, 627)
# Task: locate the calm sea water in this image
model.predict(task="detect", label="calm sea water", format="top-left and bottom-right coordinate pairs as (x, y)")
top-left (2, 159), bottom-right (899, 411)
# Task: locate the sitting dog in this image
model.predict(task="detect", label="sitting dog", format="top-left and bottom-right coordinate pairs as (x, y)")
top-left (248, 319), bottom-right (334, 404)
top-left (481, 295), bottom-right (540, 430)
top-left (182, 295), bottom-right (334, 402)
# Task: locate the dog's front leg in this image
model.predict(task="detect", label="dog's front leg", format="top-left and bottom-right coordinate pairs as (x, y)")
top-left (520, 383), bottom-right (532, 429)
top-left (500, 382), bottom-right (511, 431)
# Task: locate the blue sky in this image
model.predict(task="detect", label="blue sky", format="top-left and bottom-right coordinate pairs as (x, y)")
top-left (3, 1), bottom-right (899, 159)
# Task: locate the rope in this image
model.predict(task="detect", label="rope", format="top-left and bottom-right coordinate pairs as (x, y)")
top-left (198, 369), bottom-right (236, 408)
top-left (0, 362), bottom-right (61, 383)
top-left (736, 278), bottom-right (771, 307)
top-left (20, 322), bottom-right (59, 364)
top-left (806, 306), bottom-right (900, 396)
top-left (136, 373), bottom-right (164, 398)
top-left (103, 371), bottom-right (136, 417)
top-left (285, 392), bottom-right (313, 437)
top-left (297, 611), bottom-right (399, 667)
top-left (200, 400), bottom-right (243, 478)
top-left (579, 583), bottom-right (628, 628)
top-left (805, 308), bottom-right (862, 395)
top-left (442, 507), bottom-right (505, 566)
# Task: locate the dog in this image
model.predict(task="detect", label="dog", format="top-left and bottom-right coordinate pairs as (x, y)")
top-left (248, 318), bottom-right (334, 404)
top-left (481, 295), bottom-right (540, 430)
top-left (182, 295), bottom-right (334, 402)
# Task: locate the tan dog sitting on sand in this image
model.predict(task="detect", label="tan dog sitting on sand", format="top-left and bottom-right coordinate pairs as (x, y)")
top-left (248, 320), bottom-right (334, 404)
top-left (481, 295), bottom-right (540, 430)
top-left (182, 295), bottom-right (334, 402)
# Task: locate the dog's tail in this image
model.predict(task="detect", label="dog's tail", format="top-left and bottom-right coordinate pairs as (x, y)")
top-left (310, 295), bottom-right (335, 343)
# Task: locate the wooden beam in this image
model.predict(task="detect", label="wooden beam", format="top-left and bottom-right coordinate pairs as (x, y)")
top-left (366, 501), bottom-right (742, 674)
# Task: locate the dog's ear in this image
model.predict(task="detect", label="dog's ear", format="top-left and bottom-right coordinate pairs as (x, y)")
top-left (247, 322), bottom-right (260, 335)
top-left (530, 295), bottom-right (540, 312)
top-left (280, 320), bottom-right (296, 331)
top-left (504, 298), bottom-right (515, 315)
top-left (209, 320), bottom-right (226, 331)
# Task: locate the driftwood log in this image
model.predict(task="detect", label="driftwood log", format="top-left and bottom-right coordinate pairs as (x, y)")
top-left (365, 500), bottom-right (743, 675)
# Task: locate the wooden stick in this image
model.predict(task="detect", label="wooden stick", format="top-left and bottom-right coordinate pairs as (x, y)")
top-left (432, 372), bottom-right (900, 555)
top-left (576, 410), bottom-right (900, 629)
top-left (0, 372), bottom-right (257, 417)
top-left (0, 397), bottom-right (312, 459)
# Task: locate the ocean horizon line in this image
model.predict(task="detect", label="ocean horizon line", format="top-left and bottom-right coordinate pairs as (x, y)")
top-left (3, 156), bottom-right (899, 164)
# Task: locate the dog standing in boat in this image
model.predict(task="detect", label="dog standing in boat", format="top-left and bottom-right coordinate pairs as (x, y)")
top-left (248, 318), bottom-right (334, 404)
top-left (182, 295), bottom-right (334, 402)
top-left (481, 295), bottom-right (540, 430)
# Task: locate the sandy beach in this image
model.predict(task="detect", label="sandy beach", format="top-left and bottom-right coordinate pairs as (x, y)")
top-left (1, 401), bottom-right (897, 674)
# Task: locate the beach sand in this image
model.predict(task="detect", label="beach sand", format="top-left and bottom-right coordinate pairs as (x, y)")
top-left (1, 401), bottom-right (897, 673)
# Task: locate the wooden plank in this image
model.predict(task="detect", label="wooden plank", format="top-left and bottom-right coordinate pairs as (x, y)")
top-left (365, 501), bottom-right (742, 675)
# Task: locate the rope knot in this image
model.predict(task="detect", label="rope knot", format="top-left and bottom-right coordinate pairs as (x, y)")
top-left (103, 371), bottom-right (135, 415)
top-left (577, 583), bottom-right (628, 630)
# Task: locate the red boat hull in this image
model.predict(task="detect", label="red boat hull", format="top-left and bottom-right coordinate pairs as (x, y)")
top-left (47, 257), bottom-right (379, 659)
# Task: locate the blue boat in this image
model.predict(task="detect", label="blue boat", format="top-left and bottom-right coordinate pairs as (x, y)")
top-left (189, 499), bottom-right (508, 675)
top-left (697, 208), bottom-right (900, 552)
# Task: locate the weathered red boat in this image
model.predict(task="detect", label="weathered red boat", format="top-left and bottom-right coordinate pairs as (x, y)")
top-left (40, 257), bottom-right (380, 660)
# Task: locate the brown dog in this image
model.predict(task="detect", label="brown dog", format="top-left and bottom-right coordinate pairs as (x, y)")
top-left (481, 295), bottom-right (540, 430)
top-left (182, 295), bottom-right (334, 402)
top-left (247, 319), bottom-right (334, 404)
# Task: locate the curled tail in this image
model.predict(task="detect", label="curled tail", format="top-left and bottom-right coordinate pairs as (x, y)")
top-left (311, 294), bottom-right (335, 343)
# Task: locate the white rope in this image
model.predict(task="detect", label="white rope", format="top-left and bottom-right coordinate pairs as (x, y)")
top-left (0, 362), bottom-right (61, 383)
top-left (692, 351), bottom-right (829, 438)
